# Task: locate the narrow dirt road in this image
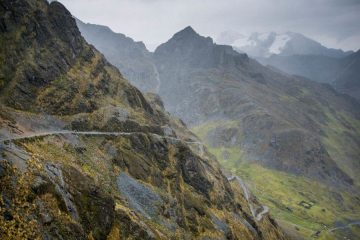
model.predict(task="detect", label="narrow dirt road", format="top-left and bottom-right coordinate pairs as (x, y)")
top-left (0, 130), bottom-right (201, 143)
top-left (227, 175), bottom-right (269, 221)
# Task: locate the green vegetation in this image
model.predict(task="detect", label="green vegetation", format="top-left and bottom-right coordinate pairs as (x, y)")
top-left (321, 110), bottom-right (360, 185)
top-left (192, 121), bottom-right (360, 239)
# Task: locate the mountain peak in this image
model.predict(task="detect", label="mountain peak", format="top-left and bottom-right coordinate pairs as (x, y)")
top-left (173, 26), bottom-right (200, 39)
top-left (180, 26), bottom-right (196, 34)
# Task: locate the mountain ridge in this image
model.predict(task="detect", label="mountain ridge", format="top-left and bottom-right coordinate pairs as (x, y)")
top-left (76, 18), bottom-right (160, 93)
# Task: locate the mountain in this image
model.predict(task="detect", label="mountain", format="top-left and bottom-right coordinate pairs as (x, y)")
top-left (217, 31), bottom-right (360, 100)
top-left (0, 1), bottom-right (287, 239)
top-left (153, 27), bottom-right (360, 238)
top-left (257, 50), bottom-right (360, 100)
top-left (257, 54), bottom-right (340, 84)
top-left (333, 50), bottom-right (360, 99)
top-left (332, 50), bottom-right (360, 100)
top-left (154, 27), bottom-right (359, 186)
top-left (216, 31), bottom-right (353, 58)
top-left (76, 19), bottom-right (159, 93)
top-left (67, 21), bottom-right (360, 238)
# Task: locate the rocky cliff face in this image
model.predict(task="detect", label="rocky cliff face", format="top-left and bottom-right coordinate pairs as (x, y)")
top-left (0, 1), bottom-right (287, 239)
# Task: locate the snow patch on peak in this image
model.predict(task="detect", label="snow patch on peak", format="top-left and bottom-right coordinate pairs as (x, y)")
top-left (233, 35), bottom-right (255, 47)
top-left (269, 34), bottom-right (291, 54)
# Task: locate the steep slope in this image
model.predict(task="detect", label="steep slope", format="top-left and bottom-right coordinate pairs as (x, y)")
top-left (256, 51), bottom-right (360, 100)
top-left (76, 22), bottom-right (360, 238)
top-left (216, 31), bottom-right (352, 58)
top-left (154, 26), bottom-right (360, 185)
top-left (333, 50), bottom-right (360, 100)
top-left (76, 19), bottom-right (159, 93)
top-left (0, 1), bottom-right (287, 239)
top-left (153, 27), bottom-right (360, 238)
top-left (218, 32), bottom-right (360, 100)
top-left (257, 54), bottom-right (340, 84)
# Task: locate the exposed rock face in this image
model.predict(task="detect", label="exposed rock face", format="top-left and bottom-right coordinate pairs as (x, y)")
top-left (0, 1), bottom-right (287, 239)
top-left (153, 26), bottom-right (360, 187)
top-left (0, 1), bottom-right (153, 116)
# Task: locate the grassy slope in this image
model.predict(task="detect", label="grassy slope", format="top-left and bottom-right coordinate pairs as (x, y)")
top-left (192, 121), bottom-right (360, 239)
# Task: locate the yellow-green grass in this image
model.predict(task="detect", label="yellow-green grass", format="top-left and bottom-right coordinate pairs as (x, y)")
top-left (192, 122), bottom-right (360, 239)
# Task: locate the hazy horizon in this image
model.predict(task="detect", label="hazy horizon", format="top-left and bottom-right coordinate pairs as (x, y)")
top-left (57, 0), bottom-right (360, 52)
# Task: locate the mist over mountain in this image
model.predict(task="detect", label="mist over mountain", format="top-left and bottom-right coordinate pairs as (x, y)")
top-left (153, 27), bottom-right (359, 186)
top-left (259, 50), bottom-right (360, 100)
top-left (216, 31), bottom-right (353, 58)
top-left (76, 19), bottom-right (159, 93)
top-left (216, 31), bottom-right (360, 100)
top-left (333, 50), bottom-right (360, 99)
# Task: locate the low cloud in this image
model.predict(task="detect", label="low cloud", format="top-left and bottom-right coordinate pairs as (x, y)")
top-left (58, 0), bottom-right (360, 51)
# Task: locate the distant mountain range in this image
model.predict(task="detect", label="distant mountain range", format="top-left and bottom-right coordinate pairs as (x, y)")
top-left (216, 31), bottom-right (353, 58)
top-left (259, 50), bottom-right (360, 99)
top-left (217, 31), bottom-right (360, 100)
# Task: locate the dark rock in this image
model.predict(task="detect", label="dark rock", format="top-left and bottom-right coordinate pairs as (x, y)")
top-left (117, 172), bottom-right (163, 219)
top-left (177, 146), bottom-right (213, 198)
top-left (3, 210), bottom-right (13, 221)
top-left (211, 214), bottom-right (231, 235)
top-left (64, 166), bottom-right (115, 239)
top-left (0, 164), bottom-right (5, 178)
top-left (116, 208), bottom-right (156, 240)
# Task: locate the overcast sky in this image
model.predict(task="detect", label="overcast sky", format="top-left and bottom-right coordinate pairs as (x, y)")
top-left (58, 0), bottom-right (360, 51)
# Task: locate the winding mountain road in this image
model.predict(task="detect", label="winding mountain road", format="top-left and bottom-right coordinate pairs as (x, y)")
top-left (227, 175), bottom-right (269, 221)
top-left (1, 130), bottom-right (271, 221)
top-left (0, 130), bottom-right (200, 143)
